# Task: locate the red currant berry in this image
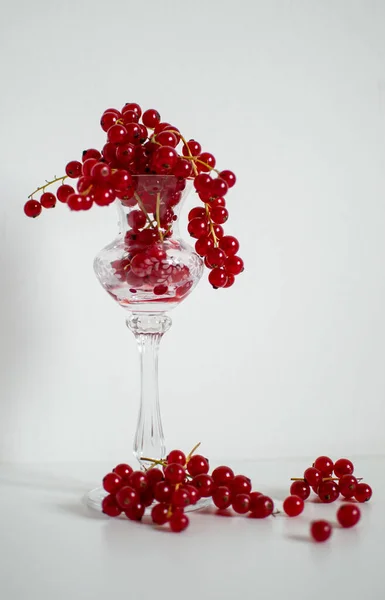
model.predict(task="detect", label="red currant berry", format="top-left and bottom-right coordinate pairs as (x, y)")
top-left (210, 177), bottom-right (229, 199)
top-left (127, 210), bottom-right (146, 231)
top-left (219, 170), bottom-right (236, 188)
top-left (188, 217), bottom-right (209, 239)
top-left (183, 484), bottom-right (201, 505)
top-left (338, 474), bottom-right (358, 498)
top-left (125, 501), bottom-right (145, 521)
top-left (210, 197), bottom-right (226, 209)
top-left (67, 193), bottom-right (84, 211)
top-left (156, 131), bottom-right (178, 147)
top-left (212, 486), bottom-right (232, 509)
top-left (128, 471), bottom-right (148, 493)
top-left (164, 463), bottom-right (186, 485)
top-left (212, 466), bottom-right (234, 486)
top-left (102, 142), bottom-right (119, 163)
top-left (231, 475), bottom-right (252, 496)
top-left (206, 248), bottom-right (226, 268)
top-left (154, 481), bottom-right (174, 503)
top-left (24, 199), bottom-right (42, 218)
top-left (249, 495), bottom-right (274, 518)
top-left (103, 472), bottom-right (123, 494)
top-left (232, 493), bottom-right (251, 514)
top-left (182, 139), bottom-right (201, 156)
top-left (122, 102), bottom-right (142, 118)
top-left (108, 125), bottom-right (127, 144)
top-left (82, 158), bottom-right (99, 176)
top-left (102, 494), bottom-right (122, 517)
top-left (94, 187), bottom-right (115, 207)
top-left (188, 207), bottom-right (206, 221)
top-left (122, 109), bottom-right (139, 125)
top-left (65, 160), bottom-right (82, 178)
top-left (317, 480), bottom-right (339, 503)
top-left (142, 109), bottom-right (161, 128)
top-left (115, 486), bottom-right (139, 509)
top-left (153, 284), bottom-right (168, 295)
top-left (354, 483), bottom-right (372, 502)
top-left (40, 192), bottom-right (56, 209)
top-left (101, 111), bottom-right (118, 132)
top-left (111, 169), bottom-right (134, 192)
top-left (152, 146), bottom-right (178, 172)
top-left (151, 502), bottom-right (169, 525)
top-left (140, 487), bottom-right (155, 507)
top-left (208, 268), bottom-right (228, 289)
top-left (194, 173), bottom-right (211, 192)
top-left (304, 467), bottom-right (322, 487)
top-left (90, 162), bottom-right (111, 182)
top-left (173, 158), bottom-right (193, 178)
top-left (219, 236), bottom-right (240, 256)
top-left (81, 194), bottom-right (93, 210)
top-left (249, 491), bottom-right (263, 512)
top-left (76, 176), bottom-right (93, 193)
top-left (192, 474), bottom-right (214, 497)
top-left (290, 480), bottom-right (311, 500)
top-left (146, 468), bottom-right (164, 489)
top-left (223, 273), bottom-right (235, 288)
top-left (82, 148), bottom-right (101, 162)
top-left (225, 256), bottom-right (244, 275)
top-left (195, 236), bottom-right (214, 257)
top-left (167, 450), bottom-right (186, 466)
top-left (102, 107), bottom-right (121, 117)
top-left (283, 495), bottom-right (304, 517)
top-left (314, 456), bottom-right (334, 476)
top-left (337, 504), bottom-right (361, 528)
top-left (169, 513), bottom-right (189, 533)
top-left (116, 143), bottom-right (136, 166)
top-left (333, 458), bottom-right (354, 478)
top-left (210, 224), bottom-right (224, 239)
top-left (311, 520), bottom-right (332, 542)
top-left (187, 455), bottom-right (209, 476)
top-left (210, 206), bottom-right (228, 224)
top-left (172, 488), bottom-right (190, 508)
top-left (56, 184), bottom-right (74, 203)
top-left (113, 463), bottom-right (134, 480)
top-left (197, 152), bottom-right (216, 172)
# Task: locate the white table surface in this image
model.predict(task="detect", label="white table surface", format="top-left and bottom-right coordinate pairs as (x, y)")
top-left (0, 457), bottom-right (383, 600)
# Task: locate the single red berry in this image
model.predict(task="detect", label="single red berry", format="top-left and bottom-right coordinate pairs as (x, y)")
top-left (225, 255), bottom-right (244, 275)
top-left (314, 456), bottom-right (334, 476)
top-left (82, 158), bottom-right (99, 176)
top-left (81, 194), bottom-right (93, 211)
top-left (125, 501), bottom-right (145, 521)
top-left (283, 495), bottom-right (305, 517)
top-left (192, 474), bottom-right (214, 497)
top-left (65, 160), bottom-right (82, 178)
top-left (154, 481), bottom-right (174, 503)
top-left (101, 111), bottom-right (119, 132)
top-left (102, 107), bottom-right (121, 117)
top-left (249, 495), bottom-right (274, 518)
top-left (146, 468), bottom-right (164, 489)
top-left (208, 268), bottom-right (228, 289)
top-left (102, 142), bottom-right (119, 163)
top-left (152, 146), bottom-right (178, 172)
top-left (115, 486), bottom-right (139, 509)
top-left (290, 480), bottom-right (311, 500)
top-left (232, 493), bottom-right (251, 514)
top-left (338, 474), bottom-right (358, 498)
top-left (93, 187), bottom-right (116, 207)
top-left (303, 467), bottom-right (322, 487)
top-left (76, 176), bottom-right (93, 193)
top-left (128, 471), bottom-right (148, 493)
top-left (219, 170), bottom-right (236, 188)
top-left (223, 273), bottom-right (235, 288)
top-left (111, 169), bottom-right (134, 192)
top-left (219, 236), bottom-right (240, 256)
top-left (67, 193), bottom-right (84, 211)
top-left (210, 206), bottom-right (228, 225)
top-left (153, 284), bottom-right (168, 295)
top-left (172, 488), bottom-right (190, 508)
top-left (333, 458), bottom-right (354, 478)
top-left (188, 207), bottom-right (206, 221)
top-left (56, 184), bottom-right (74, 203)
top-left (151, 502), bottom-right (169, 525)
top-left (102, 472), bottom-right (123, 494)
top-left (187, 455), bottom-right (209, 476)
top-left (210, 197), bottom-right (226, 209)
top-left (195, 236), bottom-right (214, 257)
top-left (188, 217), bottom-right (209, 239)
top-left (197, 152), bottom-right (216, 172)
top-left (122, 102), bottom-right (142, 118)
top-left (91, 162), bottom-right (112, 183)
top-left (212, 465), bottom-right (235, 486)
top-left (249, 492), bottom-right (263, 512)
top-left (210, 224), bottom-right (224, 240)
top-left (194, 173), bottom-right (211, 192)
top-left (354, 483), bottom-right (372, 503)
top-left (122, 109), bottom-right (139, 125)
top-left (231, 475), bottom-right (252, 496)
top-left (154, 121), bottom-right (173, 134)
top-left (82, 148), bottom-right (101, 162)
top-left (169, 513), bottom-right (189, 533)
top-left (311, 520), bottom-right (332, 542)
top-left (317, 480), bottom-right (339, 503)
top-left (337, 504), bottom-right (361, 528)
top-left (183, 484), bottom-right (201, 505)
top-left (108, 125), bottom-right (128, 144)
top-left (212, 486), bottom-right (232, 509)
top-left (127, 210), bottom-right (146, 231)
top-left (164, 463), bottom-right (186, 485)
top-left (156, 131), bottom-right (178, 147)
top-left (102, 494), bottom-right (122, 517)
top-left (113, 464), bottom-right (134, 480)
top-left (140, 487), bottom-right (155, 507)
top-left (173, 158), bottom-right (193, 178)
top-left (24, 199), bottom-right (42, 218)
top-left (210, 177), bottom-right (229, 199)
top-left (167, 450), bottom-right (186, 466)
top-left (182, 139), bottom-right (201, 156)
top-left (206, 248), bottom-right (226, 268)
top-left (40, 192), bottom-right (56, 209)
top-left (142, 109), bottom-right (161, 128)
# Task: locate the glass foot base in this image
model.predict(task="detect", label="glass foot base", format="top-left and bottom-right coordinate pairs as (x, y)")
top-left (85, 486), bottom-right (211, 513)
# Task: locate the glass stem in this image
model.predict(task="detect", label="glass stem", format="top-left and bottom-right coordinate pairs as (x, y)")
top-left (126, 313), bottom-right (172, 468)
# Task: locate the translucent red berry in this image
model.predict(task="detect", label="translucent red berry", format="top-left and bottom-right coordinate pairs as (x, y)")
top-left (169, 513), bottom-right (189, 532)
top-left (225, 256), bottom-right (244, 275)
top-left (197, 152), bottom-right (216, 172)
top-left (231, 475), bottom-right (252, 496)
top-left (354, 483), bottom-right (372, 502)
top-left (219, 236), bottom-right (240, 256)
top-left (57, 184), bottom-right (75, 203)
top-left (232, 493), bottom-right (251, 514)
top-left (188, 217), bottom-right (209, 239)
top-left (314, 456), bottom-right (334, 476)
top-left (115, 486), bottom-right (139, 509)
top-left (290, 480), bottom-right (311, 500)
top-left (125, 501), bottom-right (145, 521)
top-left (206, 248), bottom-right (226, 268)
top-left (219, 170), bottom-right (236, 188)
top-left (24, 199), bottom-right (42, 218)
top-left (113, 463), bottom-right (134, 480)
top-left (283, 495), bottom-right (304, 517)
top-left (187, 455), bottom-right (209, 476)
top-left (65, 160), bottom-right (82, 178)
top-left (317, 480), bottom-right (339, 503)
top-left (164, 463), bottom-right (186, 485)
top-left (40, 192), bottom-right (56, 209)
top-left (192, 474), bottom-right (214, 497)
top-left (338, 474), bottom-right (358, 498)
top-left (333, 458), bottom-right (354, 478)
top-left (151, 502), bottom-right (169, 525)
top-left (311, 520), bottom-right (332, 542)
top-left (182, 139), bottom-right (201, 156)
top-left (102, 494), bottom-right (122, 517)
top-left (337, 503), bottom-right (361, 528)
top-left (128, 471), bottom-right (148, 493)
top-left (208, 268), bottom-right (228, 289)
top-left (167, 450), bottom-right (186, 466)
top-left (103, 472), bottom-right (123, 494)
top-left (212, 465), bottom-right (234, 486)
top-left (249, 495), bottom-right (274, 518)
top-left (210, 206), bottom-right (228, 225)
top-left (212, 486), bottom-right (232, 509)
top-left (303, 467), bottom-right (322, 487)
top-left (154, 481), bottom-right (174, 503)
top-left (142, 109), bottom-right (161, 128)
top-left (172, 488), bottom-right (190, 508)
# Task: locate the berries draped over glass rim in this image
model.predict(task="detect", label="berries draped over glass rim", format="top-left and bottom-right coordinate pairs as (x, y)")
top-left (24, 102), bottom-right (243, 289)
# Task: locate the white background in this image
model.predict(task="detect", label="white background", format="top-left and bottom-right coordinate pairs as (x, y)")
top-left (1, 0), bottom-right (385, 464)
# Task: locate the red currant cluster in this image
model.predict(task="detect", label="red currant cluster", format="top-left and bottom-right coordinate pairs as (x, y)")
top-left (285, 455), bottom-right (372, 542)
top-left (23, 102), bottom-right (243, 289)
top-left (101, 445), bottom-right (275, 533)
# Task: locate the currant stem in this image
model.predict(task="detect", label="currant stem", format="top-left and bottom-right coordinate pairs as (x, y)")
top-left (28, 174), bottom-right (68, 198)
top-left (186, 441), bottom-right (201, 462)
top-left (166, 130), bottom-right (199, 176)
top-left (205, 204), bottom-right (219, 247)
top-left (141, 457), bottom-right (166, 466)
top-left (182, 155), bottom-right (220, 175)
top-left (134, 192), bottom-right (156, 229)
top-left (155, 192), bottom-right (164, 242)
